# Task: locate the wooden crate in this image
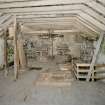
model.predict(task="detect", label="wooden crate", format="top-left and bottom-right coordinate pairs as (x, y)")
top-left (73, 63), bottom-right (105, 81)
top-left (73, 63), bottom-right (90, 80)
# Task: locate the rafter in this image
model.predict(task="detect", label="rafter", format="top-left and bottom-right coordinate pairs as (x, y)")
top-left (17, 13), bottom-right (105, 31)
top-left (0, 0), bottom-right (104, 33)
top-left (0, 3), bottom-right (104, 28)
top-left (16, 10), bottom-right (105, 25)
top-left (21, 16), bottom-right (101, 33)
top-left (86, 1), bottom-right (105, 16)
top-left (0, 0), bottom-right (86, 9)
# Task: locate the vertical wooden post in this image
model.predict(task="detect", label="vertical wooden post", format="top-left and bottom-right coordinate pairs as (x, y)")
top-left (92, 68), bottom-right (95, 81)
top-left (16, 23), bottom-right (26, 71)
top-left (13, 16), bottom-right (19, 80)
top-left (18, 37), bottom-right (27, 70)
top-left (4, 30), bottom-right (8, 77)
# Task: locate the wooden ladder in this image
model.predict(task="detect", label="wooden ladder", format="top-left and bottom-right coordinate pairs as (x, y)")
top-left (86, 32), bottom-right (105, 81)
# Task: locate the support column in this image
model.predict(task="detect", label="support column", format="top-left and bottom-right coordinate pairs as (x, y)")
top-left (13, 17), bottom-right (20, 80)
top-left (0, 36), bottom-right (5, 70)
top-left (18, 38), bottom-right (27, 70)
top-left (4, 30), bottom-right (8, 77)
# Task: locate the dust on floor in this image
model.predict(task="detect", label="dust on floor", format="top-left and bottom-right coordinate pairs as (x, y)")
top-left (0, 70), bottom-right (105, 105)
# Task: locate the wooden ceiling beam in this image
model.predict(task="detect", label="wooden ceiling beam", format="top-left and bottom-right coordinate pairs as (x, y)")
top-left (17, 13), bottom-right (105, 31)
top-left (86, 1), bottom-right (105, 16)
top-left (98, 0), bottom-right (105, 5)
top-left (0, 14), bottom-right (12, 25)
top-left (78, 13), bottom-right (105, 30)
top-left (0, 2), bottom-right (104, 18)
top-left (0, 0), bottom-right (86, 9)
top-left (16, 10), bottom-right (79, 18)
top-left (21, 16), bottom-right (100, 33)
top-left (76, 16), bottom-right (101, 33)
top-left (16, 9), bottom-right (105, 25)
top-left (17, 16), bottom-right (76, 22)
top-left (0, 4), bottom-right (81, 13)
top-left (23, 22), bottom-right (98, 34)
top-left (0, 0), bottom-right (33, 3)
top-left (22, 29), bottom-right (79, 34)
top-left (1, 4), bottom-right (104, 25)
